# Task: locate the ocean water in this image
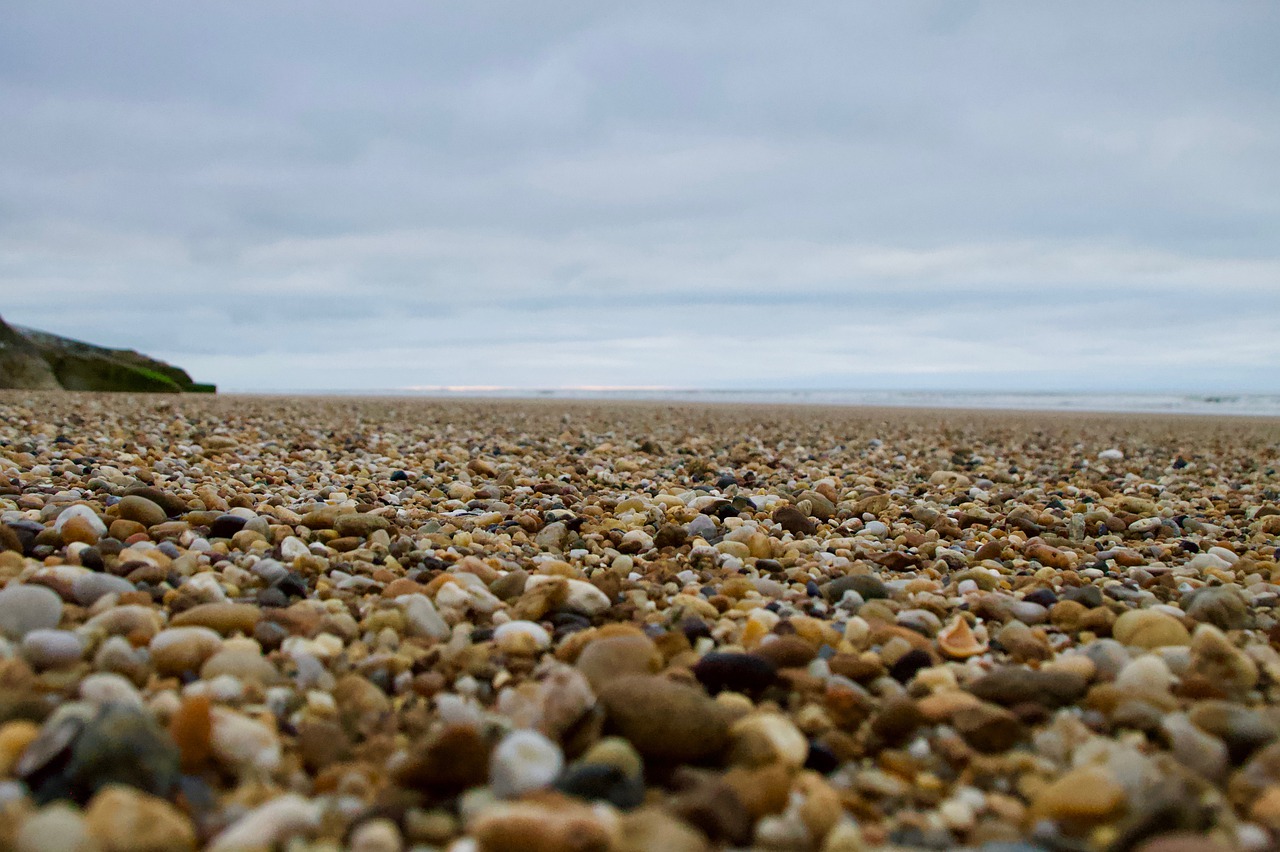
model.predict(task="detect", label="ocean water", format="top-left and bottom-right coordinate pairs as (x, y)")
top-left (289, 388), bottom-right (1280, 417)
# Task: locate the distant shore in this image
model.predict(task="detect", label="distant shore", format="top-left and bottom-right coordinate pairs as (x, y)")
top-left (209, 388), bottom-right (1280, 418)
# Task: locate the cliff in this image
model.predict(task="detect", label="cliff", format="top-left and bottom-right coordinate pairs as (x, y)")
top-left (0, 315), bottom-right (215, 393)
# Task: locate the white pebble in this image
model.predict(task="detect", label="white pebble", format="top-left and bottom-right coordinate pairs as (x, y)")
top-left (492, 620), bottom-right (551, 653)
top-left (489, 729), bottom-right (564, 799)
top-left (79, 672), bottom-right (144, 707)
top-left (280, 536), bottom-right (310, 561)
top-left (207, 794), bottom-right (321, 852)
top-left (399, 593), bottom-right (451, 640)
top-left (0, 584), bottom-right (64, 640)
top-left (1115, 654), bottom-right (1176, 695)
top-left (210, 707), bottom-right (282, 774)
top-left (21, 629), bottom-right (84, 669)
top-left (54, 504), bottom-right (107, 536)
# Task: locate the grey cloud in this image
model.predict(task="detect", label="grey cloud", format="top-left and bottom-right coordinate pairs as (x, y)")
top-left (1, 1), bottom-right (1277, 391)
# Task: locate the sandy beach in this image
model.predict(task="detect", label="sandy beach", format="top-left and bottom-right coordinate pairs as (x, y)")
top-left (1, 392), bottom-right (1278, 851)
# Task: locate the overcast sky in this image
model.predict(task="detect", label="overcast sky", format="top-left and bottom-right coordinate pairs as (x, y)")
top-left (2, 1), bottom-right (1277, 393)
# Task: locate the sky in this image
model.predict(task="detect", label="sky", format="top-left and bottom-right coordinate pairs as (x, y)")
top-left (1, 1), bottom-right (1278, 393)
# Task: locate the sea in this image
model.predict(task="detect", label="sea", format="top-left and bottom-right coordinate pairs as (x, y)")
top-left (266, 389), bottom-right (1280, 417)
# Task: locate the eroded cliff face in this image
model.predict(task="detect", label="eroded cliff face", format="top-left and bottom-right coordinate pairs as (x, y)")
top-left (0, 316), bottom-right (62, 390)
top-left (0, 315), bottom-right (215, 392)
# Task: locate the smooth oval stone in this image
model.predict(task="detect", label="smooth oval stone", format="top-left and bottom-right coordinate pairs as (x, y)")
top-left (72, 573), bottom-right (136, 606)
top-left (0, 584), bottom-right (64, 639)
top-left (149, 627), bottom-right (224, 676)
top-left (171, 603), bottom-right (261, 635)
top-left (575, 634), bottom-right (660, 690)
top-left (21, 629), bottom-right (85, 669)
top-left (556, 762), bottom-right (646, 809)
top-left (489, 729), bottom-right (564, 799)
top-left (692, 652), bottom-right (777, 695)
top-left (55, 505), bottom-right (106, 537)
top-left (1113, 609), bottom-right (1191, 648)
top-left (114, 495), bottom-right (168, 528)
top-left (597, 675), bottom-right (729, 764)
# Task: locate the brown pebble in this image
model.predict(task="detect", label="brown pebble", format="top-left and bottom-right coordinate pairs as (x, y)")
top-left (752, 635), bottom-right (817, 668)
top-left (114, 495), bottom-right (168, 528)
top-left (575, 634), bottom-right (661, 690)
top-left (953, 702), bottom-right (1025, 753)
top-left (598, 675), bottom-right (729, 764)
top-left (772, 506), bottom-right (815, 536)
top-left (169, 693), bottom-right (213, 772)
top-left (171, 603), bottom-right (261, 635)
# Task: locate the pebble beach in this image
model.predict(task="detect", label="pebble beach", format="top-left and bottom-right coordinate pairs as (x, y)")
top-left (1, 392), bottom-right (1278, 852)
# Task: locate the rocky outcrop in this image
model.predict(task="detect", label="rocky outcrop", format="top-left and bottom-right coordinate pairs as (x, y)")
top-left (0, 317), bottom-right (62, 390)
top-left (0, 315), bottom-right (215, 393)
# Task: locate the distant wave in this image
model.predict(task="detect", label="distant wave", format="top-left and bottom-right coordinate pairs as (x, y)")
top-left (239, 388), bottom-right (1280, 416)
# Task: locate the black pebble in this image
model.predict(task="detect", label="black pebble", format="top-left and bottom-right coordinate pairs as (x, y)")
top-left (692, 652), bottom-right (778, 695)
top-left (555, 763), bottom-right (645, 810)
top-left (804, 741), bottom-right (840, 774)
top-left (889, 649), bottom-right (933, 683)
top-left (79, 547), bottom-right (104, 572)
top-left (1024, 588), bottom-right (1057, 607)
top-left (1062, 585), bottom-right (1103, 608)
top-left (274, 573), bottom-right (308, 598)
top-left (680, 616), bottom-right (712, 643)
top-left (257, 587), bottom-right (289, 608)
top-left (208, 514), bottom-right (247, 539)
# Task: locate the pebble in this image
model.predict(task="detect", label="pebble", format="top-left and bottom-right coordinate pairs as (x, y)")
top-left (489, 729), bottom-right (564, 798)
top-left (1162, 713), bottom-right (1229, 781)
top-left (114, 496), bottom-right (167, 528)
top-left (400, 593), bottom-right (451, 640)
top-left (617, 808), bottom-right (712, 852)
top-left (349, 818), bottom-right (404, 852)
top-left (728, 712), bottom-right (808, 769)
top-left (1184, 586), bottom-right (1249, 630)
top-left (14, 802), bottom-right (99, 852)
top-left (470, 798), bottom-right (613, 852)
top-left (1030, 765), bottom-right (1127, 825)
top-left (149, 627), bottom-right (224, 676)
top-left (1113, 609), bottom-right (1192, 648)
top-left (170, 602), bottom-right (260, 634)
top-left (1188, 701), bottom-right (1278, 762)
top-left (279, 535), bottom-right (310, 560)
top-left (29, 703), bottom-right (180, 803)
top-left (83, 784), bottom-right (196, 852)
top-left (598, 675), bottom-right (729, 763)
top-left (209, 707), bottom-right (281, 775)
top-left (1115, 654), bottom-right (1177, 695)
top-left (493, 619), bottom-right (552, 654)
top-left (575, 634), bottom-right (660, 689)
top-left (0, 584), bottom-right (63, 639)
top-left (207, 794), bottom-right (321, 852)
top-left (71, 573), bottom-right (135, 606)
top-left (21, 628), bottom-right (84, 669)
top-left (969, 667), bottom-right (1088, 707)
top-left (55, 505), bottom-right (107, 538)
top-left (953, 702), bottom-right (1025, 753)
top-left (692, 652), bottom-right (777, 695)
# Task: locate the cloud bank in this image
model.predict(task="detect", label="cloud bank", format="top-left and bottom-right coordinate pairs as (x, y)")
top-left (2, 1), bottom-right (1277, 391)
